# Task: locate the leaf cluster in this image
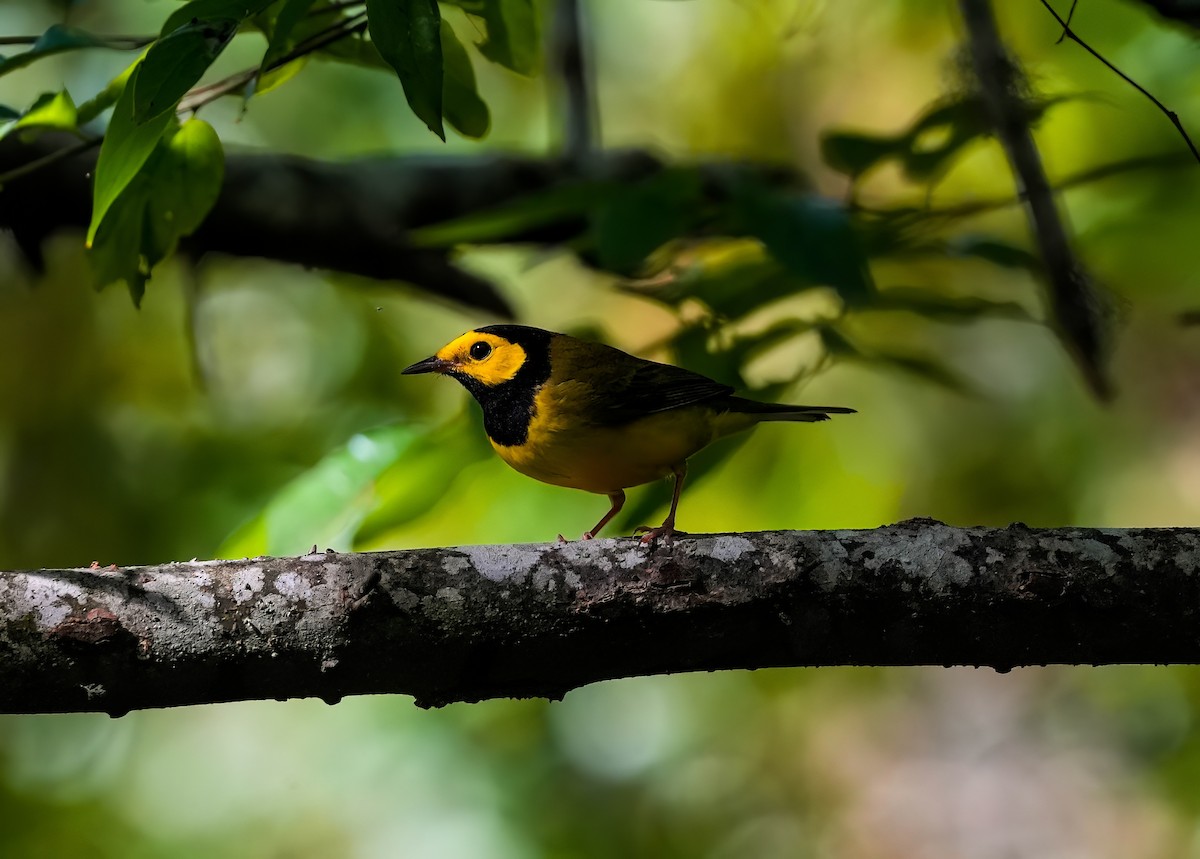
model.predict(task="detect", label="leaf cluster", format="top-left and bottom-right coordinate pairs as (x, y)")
top-left (0, 0), bottom-right (540, 302)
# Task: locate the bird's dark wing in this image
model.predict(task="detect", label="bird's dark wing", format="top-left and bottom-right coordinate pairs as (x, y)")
top-left (578, 345), bottom-right (734, 426)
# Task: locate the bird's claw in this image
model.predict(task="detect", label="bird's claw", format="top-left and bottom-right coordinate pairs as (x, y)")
top-left (634, 524), bottom-right (684, 545)
top-left (559, 532), bottom-right (597, 543)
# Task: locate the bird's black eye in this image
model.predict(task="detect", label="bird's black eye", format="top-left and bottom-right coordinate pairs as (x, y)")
top-left (469, 341), bottom-right (492, 361)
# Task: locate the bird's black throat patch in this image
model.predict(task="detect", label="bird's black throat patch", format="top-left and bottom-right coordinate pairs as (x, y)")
top-left (454, 325), bottom-right (553, 447)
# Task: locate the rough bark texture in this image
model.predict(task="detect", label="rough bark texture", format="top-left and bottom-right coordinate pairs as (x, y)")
top-left (3, 520), bottom-right (1199, 715)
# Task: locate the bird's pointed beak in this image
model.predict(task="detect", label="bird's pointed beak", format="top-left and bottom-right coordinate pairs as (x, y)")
top-left (401, 355), bottom-right (454, 375)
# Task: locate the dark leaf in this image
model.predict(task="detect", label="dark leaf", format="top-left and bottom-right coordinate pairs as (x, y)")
top-left (820, 131), bottom-right (906, 178)
top-left (476, 0), bottom-right (539, 75)
top-left (320, 33), bottom-right (392, 71)
top-left (134, 18), bottom-right (240, 122)
top-left (162, 0), bottom-right (277, 35)
top-left (591, 169), bottom-right (705, 273)
top-left (254, 0), bottom-right (321, 94)
top-left (736, 186), bottom-right (874, 307)
top-left (366, 0), bottom-right (445, 139)
top-left (901, 96), bottom-right (990, 181)
top-left (441, 21), bottom-right (489, 138)
top-left (623, 245), bottom-right (818, 321)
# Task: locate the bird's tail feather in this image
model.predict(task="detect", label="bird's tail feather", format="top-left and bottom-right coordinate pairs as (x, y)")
top-left (726, 397), bottom-right (856, 423)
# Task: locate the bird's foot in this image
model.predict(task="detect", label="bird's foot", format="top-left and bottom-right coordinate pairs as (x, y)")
top-left (559, 532), bottom-right (598, 543)
top-left (634, 524), bottom-right (686, 545)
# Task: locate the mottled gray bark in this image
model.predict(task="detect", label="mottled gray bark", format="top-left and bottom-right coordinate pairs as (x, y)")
top-left (2, 520), bottom-right (1199, 715)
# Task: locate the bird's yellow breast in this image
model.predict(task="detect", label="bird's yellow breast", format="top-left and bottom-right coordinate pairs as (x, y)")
top-left (490, 377), bottom-right (752, 494)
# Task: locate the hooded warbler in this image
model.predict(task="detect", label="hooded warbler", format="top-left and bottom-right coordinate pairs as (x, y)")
top-left (403, 325), bottom-right (854, 542)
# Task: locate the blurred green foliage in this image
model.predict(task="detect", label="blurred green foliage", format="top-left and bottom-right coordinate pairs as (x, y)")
top-left (1, 0), bottom-right (1200, 856)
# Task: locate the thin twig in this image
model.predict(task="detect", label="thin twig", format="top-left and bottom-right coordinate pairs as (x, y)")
top-left (959, 0), bottom-right (1112, 399)
top-left (0, 34), bottom-right (155, 47)
top-left (1054, 0), bottom-right (1078, 43)
top-left (0, 136), bottom-right (99, 186)
top-left (1038, 0), bottom-right (1200, 166)
top-left (178, 14), bottom-right (368, 114)
top-left (551, 0), bottom-right (597, 164)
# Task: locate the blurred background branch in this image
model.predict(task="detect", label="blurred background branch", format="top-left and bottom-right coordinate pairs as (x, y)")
top-left (6, 520), bottom-right (1200, 715)
top-left (959, 0), bottom-right (1114, 399)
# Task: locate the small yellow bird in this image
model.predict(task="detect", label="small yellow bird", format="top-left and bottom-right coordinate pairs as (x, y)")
top-left (403, 325), bottom-right (854, 542)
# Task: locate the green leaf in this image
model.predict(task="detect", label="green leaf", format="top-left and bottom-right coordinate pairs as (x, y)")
top-left (220, 425), bottom-right (428, 557)
top-left (736, 187), bottom-right (874, 306)
top-left (162, 0), bottom-right (276, 36)
top-left (144, 119), bottom-right (225, 266)
top-left (441, 21), bottom-right (489, 138)
top-left (88, 64), bottom-right (176, 246)
top-left (476, 0), bottom-right (539, 75)
top-left (0, 26), bottom-right (114, 78)
top-left (354, 417), bottom-right (492, 546)
top-left (591, 169), bottom-right (705, 273)
top-left (320, 34), bottom-right (392, 71)
top-left (89, 175), bottom-right (153, 304)
top-left (134, 18), bottom-right (240, 122)
top-left (89, 119), bottom-right (224, 305)
top-left (0, 90), bottom-right (77, 142)
top-left (366, 0), bottom-right (445, 139)
top-left (254, 0), bottom-right (321, 95)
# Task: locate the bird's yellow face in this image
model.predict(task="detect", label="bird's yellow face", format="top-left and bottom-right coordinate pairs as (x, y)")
top-left (402, 329), bottom-right (528, 386)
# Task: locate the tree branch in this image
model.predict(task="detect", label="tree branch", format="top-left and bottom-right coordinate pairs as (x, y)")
top-left (0, 137), bottom-right (661, 316)
top-left (3, 520), bottom-right (1199, 715)
top-left (959, 0), bottom-right (1114, 399)
top-left (551, 0), bottom-right (597, 163)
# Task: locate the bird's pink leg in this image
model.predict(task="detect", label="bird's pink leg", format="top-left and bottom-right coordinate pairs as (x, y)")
top-left (568, 490), bottom-right (626, 541)
top-left (635, 463), bottom-right (688, 544)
